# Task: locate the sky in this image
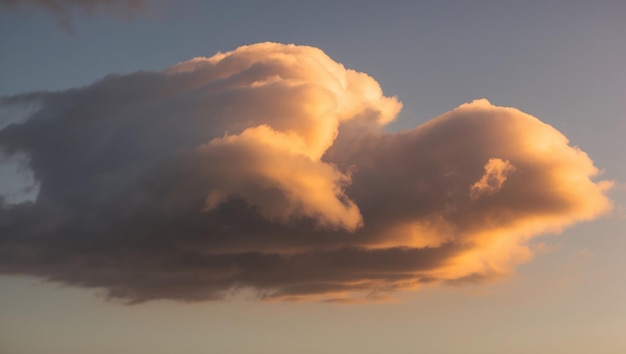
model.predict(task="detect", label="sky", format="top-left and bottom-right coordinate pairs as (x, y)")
top-left (1, 1), bottom-right (625, 353)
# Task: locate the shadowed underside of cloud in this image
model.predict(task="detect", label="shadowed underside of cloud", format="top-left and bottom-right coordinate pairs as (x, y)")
top-left (0, 43), bottom-right (612, 303)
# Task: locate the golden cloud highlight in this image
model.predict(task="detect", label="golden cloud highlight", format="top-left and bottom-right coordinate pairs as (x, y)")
top-left (470, 158), bottom-right (515, 199)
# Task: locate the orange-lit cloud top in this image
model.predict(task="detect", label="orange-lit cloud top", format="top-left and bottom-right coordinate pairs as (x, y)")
top-left (0, 43), bottom-right (612, 303)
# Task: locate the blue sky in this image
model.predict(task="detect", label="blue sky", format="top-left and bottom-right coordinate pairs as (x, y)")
top-left (1, 1), bottom-right (625, 353)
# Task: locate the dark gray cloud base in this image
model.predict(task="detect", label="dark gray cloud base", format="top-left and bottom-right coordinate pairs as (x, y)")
top-left (0, 43), bottom-right (612, 303)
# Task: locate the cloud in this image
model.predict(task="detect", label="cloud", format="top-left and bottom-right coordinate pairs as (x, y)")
top-left (0, 0), bottom-right (144, 30)
top-left (0, 43), bottom-right (612, 303)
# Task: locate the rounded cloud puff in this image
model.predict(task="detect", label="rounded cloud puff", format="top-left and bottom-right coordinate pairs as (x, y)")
top-left (0, 43), bottom-right (612, 303)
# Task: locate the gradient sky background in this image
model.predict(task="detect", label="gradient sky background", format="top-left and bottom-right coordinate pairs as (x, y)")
top-left (1, 1), bottom-right (625, 354)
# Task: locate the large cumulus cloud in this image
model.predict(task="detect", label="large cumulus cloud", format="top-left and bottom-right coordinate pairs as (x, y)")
top-left (0, 43), bottom-right (612, 303)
